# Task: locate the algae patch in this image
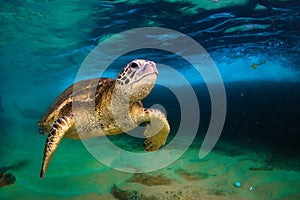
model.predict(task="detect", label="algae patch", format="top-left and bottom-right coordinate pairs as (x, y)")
top-left (175, 169), bottom-right (209, 181)
top-left (127, 173), bottom-right (171, 186)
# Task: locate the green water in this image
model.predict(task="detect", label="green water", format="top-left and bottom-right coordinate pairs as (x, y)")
top-left (1, 0), bottom-right (300, 199)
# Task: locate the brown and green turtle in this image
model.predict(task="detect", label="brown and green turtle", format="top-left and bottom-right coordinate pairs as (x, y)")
top-left (38, 59), bottom-right (170, 178)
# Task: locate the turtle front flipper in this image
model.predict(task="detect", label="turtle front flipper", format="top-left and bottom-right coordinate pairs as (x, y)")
top-left (140, 108), bottom-right (170, 152)
top-left (40, 114), bottom-right (74, 178)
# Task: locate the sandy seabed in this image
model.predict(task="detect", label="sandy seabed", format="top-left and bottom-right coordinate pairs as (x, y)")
top-left (1, 131), bottom-right (300, 200)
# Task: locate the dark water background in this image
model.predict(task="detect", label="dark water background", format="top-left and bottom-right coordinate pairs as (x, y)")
top-left (0, 0), bottom-right (300, 198)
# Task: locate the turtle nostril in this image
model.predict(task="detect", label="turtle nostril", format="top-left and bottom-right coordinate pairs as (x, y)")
top-left (38, 128), bottom-right (45, 135)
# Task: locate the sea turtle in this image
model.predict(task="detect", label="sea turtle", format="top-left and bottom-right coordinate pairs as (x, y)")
top-left (38, 59), bottom-right (170, 178)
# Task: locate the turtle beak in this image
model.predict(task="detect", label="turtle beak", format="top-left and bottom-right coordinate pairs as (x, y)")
top-left (145, 60), bottom-right (158, 75)
top-left (138, 60), bottom-right (158, 78)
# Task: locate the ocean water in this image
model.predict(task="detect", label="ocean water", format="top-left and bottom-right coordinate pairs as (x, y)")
top-left (1, 0), bottom-right (300, 199)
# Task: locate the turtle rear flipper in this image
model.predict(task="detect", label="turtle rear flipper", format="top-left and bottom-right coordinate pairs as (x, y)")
top-left (40, 114), bottom-right (74, 178)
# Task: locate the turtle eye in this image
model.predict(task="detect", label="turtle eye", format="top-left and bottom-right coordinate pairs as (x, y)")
top-left (130, 62), bottom-right (139, 69)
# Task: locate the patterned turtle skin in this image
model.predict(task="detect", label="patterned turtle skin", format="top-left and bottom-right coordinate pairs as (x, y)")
top-left (38, 59), bottom-right (170, 178)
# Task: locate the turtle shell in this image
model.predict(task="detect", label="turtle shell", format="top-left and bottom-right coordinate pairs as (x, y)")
top-left (38, 78), bottom-right (114, 133)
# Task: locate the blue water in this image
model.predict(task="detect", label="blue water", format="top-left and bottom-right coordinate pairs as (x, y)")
top-left (1, 1), bottom-right (300, 199)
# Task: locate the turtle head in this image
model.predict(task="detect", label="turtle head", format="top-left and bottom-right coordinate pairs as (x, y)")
top-left (115, 59), bottom-right (158, 102)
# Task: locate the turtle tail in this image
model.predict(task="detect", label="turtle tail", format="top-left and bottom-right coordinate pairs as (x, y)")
top-left (40, 115), bottom-right (74, 179)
